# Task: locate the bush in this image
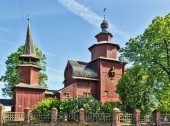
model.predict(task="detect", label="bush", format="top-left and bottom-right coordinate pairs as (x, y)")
top-left (60, 96), bottom-right (102, 113)
top-left (33, 96), bottom-right (102, 113)
top-left (102, 102), bottom-right (120, 113)
top-left (33, 98), bottom-right (61, 113)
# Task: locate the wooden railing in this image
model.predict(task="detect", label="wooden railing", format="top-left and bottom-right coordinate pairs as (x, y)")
top-left (4, 112), bottom-right (24, 121)
top-left (85, 113), bottom-right (112, 122)
top-left (120, 113), bottom-right (133, 123)
top-left (57, 112), bottom-right (79, 122)
top-left (140, 114), bottom-right (153, 126)
top-left (30, 112), bottom-right (51, 122)
top-left (3, 108), bottom-right (170, 126)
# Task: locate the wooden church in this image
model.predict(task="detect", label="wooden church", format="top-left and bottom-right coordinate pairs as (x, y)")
top-left (12, 18), bottom-right (126, 112)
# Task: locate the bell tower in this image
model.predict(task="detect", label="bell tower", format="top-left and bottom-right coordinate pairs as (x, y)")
top-left (89, 18), bottom-right (126, 103)
top-left (18, 19), bottom-right (40, 85)
top-left (13, 18), bottom-right (45, 112)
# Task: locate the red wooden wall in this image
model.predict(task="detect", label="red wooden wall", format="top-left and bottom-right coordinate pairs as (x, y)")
top-left (13, 88), bottom-right (45, 112)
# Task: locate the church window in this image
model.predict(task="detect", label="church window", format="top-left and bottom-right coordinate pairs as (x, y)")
top-left (83, 92), bottom-right (91, 96)
top-left (64, 93), bottom-right (70, 98)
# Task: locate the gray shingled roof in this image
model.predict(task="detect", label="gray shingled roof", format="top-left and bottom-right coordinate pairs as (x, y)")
top-left (89, 42), bottom-right (120, 51)
top-left (24, 22), bottom-right (36, 56)
top-left (68, 60), bottom-right (98, 79)
top-left (15, 83), bottom-right (46, 90)
top-left (19, 21), bottom-right (39, 60)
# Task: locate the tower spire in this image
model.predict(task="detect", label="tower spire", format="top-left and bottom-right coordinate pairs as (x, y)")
top-left (24, 16), bottom-right (36, 56)
top-left (19, 16), bottom-right (39, 65)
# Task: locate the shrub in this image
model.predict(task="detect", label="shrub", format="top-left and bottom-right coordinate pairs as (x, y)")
top-left (33, 98), bottom-right (61, 113)
top-left (102, 102), bottom-right (120, 113)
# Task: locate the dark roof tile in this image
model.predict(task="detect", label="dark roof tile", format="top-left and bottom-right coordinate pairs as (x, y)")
top-left (68, 60), bottom-right (98, 79)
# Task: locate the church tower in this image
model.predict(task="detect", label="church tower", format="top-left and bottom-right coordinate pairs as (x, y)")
top-left (89, 19), bottom-right (120, 60)
top-left (18, 19), bottom-right (40, 85)
top-left (13, 19), bottom-right (46, 112)
top-left (89, 19), bottom-right (126, 103)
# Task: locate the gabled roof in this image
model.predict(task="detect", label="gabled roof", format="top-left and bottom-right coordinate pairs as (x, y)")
top-left (58, 84), bottom-right (75, 93)
top-left (67, 60), bottom-right (98, 79)
top-left (90, 56), bottom-right (127, 64)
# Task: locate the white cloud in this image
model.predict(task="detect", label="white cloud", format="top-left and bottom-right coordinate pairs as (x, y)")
top-left (46, 71), bottom-right (64, 90)
top-left (44, 52), bottom-right (67, 60)
top-left (47, 67), bottom-right (64, 73)
top-left (114, 28), bottom-right (131, 40)
top-left (58, 0), bottom-right (103, 27)
top-left (57, 0), bottom-right (130, 39)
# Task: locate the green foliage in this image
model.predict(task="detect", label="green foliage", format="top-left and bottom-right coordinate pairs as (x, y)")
top-left (117, 66), bottom-right (156, 114)
top-left (0, 45), bottom-right (48, 97)
top-left (118, 13), bottom-right (170, 113)
top-left (33, 98), bottom-right (61, 113)
top-left (102, 102), bottom-right (119, 113)
top-left (33, 96), bottom-right (102, 113)
top-left (119, 14), bottom-right (170, 82)
top-left (60, 96), bottom-right (102, 113)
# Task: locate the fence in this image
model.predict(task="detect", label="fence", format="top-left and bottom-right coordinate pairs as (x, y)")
top-left (30, 112), bottom-right (51, 123)
top-left (86, 113), bottom-right (112, 122)
top-left (57, 112), bottom-right (79, 122)
top-left (4, 112), bottom-right (24, 122)
top-left (0, 104), bottom-right (170, 126)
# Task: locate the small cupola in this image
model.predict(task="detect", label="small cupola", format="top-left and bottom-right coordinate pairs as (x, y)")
top-left (89, 18), bottom-right (120, 61)
top-left (95, 19), bottom-right (113, 42)
top-left (101, 19), bottom-right (109, 32)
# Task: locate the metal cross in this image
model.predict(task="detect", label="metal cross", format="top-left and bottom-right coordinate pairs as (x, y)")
top-left (103, 8), bottom-right (106, 19)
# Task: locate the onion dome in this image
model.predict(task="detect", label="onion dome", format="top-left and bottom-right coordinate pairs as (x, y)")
top-left (100, 19), bottom-right (109, 32)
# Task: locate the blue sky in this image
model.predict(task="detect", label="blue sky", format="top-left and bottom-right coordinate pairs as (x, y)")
top-left (0, 0), bottom-right (170, 98)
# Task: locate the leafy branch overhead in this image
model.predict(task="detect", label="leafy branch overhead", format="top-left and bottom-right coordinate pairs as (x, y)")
top-left (118, 13), bottom-right (170, 113)
top-left (121, 14), bottom-right (170, 78)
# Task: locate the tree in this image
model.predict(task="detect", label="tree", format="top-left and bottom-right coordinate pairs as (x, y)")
top-left (117, 66), bottom-right (156, 114)
top-left (0, 45), bottom-right (48, 97)
top-left (118, 13), bottom-right (170, 113)
top-left (119, 14), bottom-right (170, 82)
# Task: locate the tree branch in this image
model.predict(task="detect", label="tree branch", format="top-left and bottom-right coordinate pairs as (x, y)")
top-left (153, 57), bottom-right (170, 75)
